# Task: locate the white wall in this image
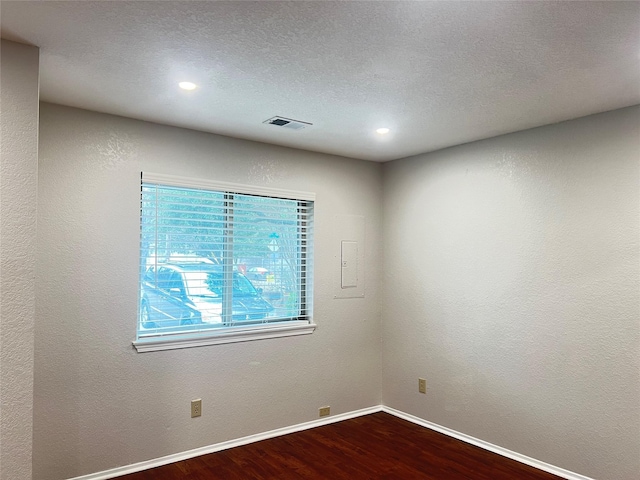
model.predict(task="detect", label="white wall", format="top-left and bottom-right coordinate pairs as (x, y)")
top-left (34, 103), bottom-right (382, 479)
top-left (27, 87), bottom-right (640, 480)
top-left (0, 40), bottom-right (39, 480)
top-left (382, 106), bottom-right (640, 480)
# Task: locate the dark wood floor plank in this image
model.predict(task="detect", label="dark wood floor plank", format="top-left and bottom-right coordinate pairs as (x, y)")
top-left (120, 412), bottom-right (564, 479)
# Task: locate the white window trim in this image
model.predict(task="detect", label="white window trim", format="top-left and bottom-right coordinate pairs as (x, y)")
top-left (143, 172), bottom-right (315, 201)
top-left (134, 172), bottom-right (315, 353)
top-left (133, 321), bottom-right (317, 352)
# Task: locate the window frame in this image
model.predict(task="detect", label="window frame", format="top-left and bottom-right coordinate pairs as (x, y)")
top-left (133, 172), bottom-right (316, 353)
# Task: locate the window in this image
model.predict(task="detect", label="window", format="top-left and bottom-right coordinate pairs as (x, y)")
top-left (133, 172), bottom-right (315, 352)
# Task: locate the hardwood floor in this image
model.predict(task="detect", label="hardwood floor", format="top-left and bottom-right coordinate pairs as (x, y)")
top-left (120, 412), bottom-right (564, 479)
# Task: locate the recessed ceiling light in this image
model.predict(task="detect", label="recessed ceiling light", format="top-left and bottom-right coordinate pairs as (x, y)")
top-left (376, 127), bottom-right (390, 135)
top-left (178, 81), bottom-right (197, 91)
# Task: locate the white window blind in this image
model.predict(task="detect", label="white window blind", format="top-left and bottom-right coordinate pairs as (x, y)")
top-left (134, 172), bottom-right (314, 351)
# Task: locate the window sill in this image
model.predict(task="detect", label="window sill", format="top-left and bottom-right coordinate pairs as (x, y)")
top-left (133, 321), bottom-right (316, 352)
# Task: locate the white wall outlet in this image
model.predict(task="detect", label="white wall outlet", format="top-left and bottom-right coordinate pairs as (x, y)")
top-left (418, 378), bottom-right (427, 394)
top-left (191, 398), bottom-right (202, 418)
top-left (319, 406), bottom-right (330, 417)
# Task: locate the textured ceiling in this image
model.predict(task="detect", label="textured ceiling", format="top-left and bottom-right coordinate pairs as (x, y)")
top-left (2, 1), bottom-right (639, 162)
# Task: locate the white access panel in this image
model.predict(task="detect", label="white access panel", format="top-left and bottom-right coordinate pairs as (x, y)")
top-left (334, 214), bottom-right (365, 299)
top-left (341, 241), bottom-right (358, 288)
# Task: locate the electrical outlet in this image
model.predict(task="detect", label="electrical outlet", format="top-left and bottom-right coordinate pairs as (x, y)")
top-left (319, 406), bottom-right (331, 417)
top-left (191, 399), bottom-right (202, 418)
top-left (418, 378), bottom-right (427, 394)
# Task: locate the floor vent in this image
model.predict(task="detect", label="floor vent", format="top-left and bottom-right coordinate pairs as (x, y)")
top-left (263, 116), bottom-right (312, 130)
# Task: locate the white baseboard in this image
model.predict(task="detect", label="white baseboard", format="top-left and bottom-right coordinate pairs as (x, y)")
top-left (69, 404), bottom-right (594, 480)
top-left (382, 406), bottom-right (595, 480)
top-left (68, 406), bottom-right (383, 480)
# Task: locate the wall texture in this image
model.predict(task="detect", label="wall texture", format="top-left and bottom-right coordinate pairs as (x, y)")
top-left (34, 104), bottom-right (382, 479)
top-left (0, 40), bottom-right (39, 480)
top-left (28, 93), bottom-right (640, 480)
top-left (382, 106), bottom-right (640, 480)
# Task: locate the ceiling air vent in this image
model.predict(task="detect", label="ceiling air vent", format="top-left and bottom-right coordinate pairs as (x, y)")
top-left (263, 116), bottom-right (312, 130)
